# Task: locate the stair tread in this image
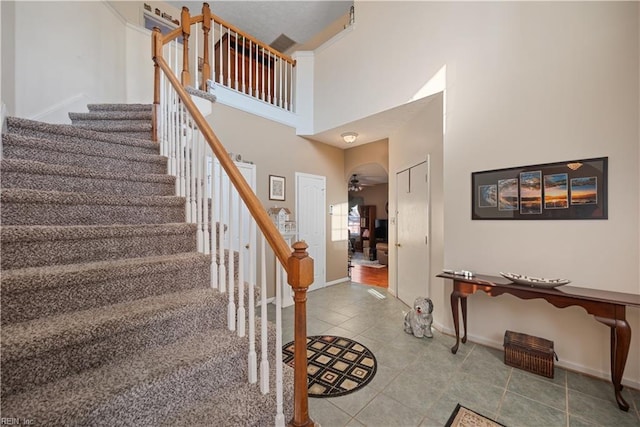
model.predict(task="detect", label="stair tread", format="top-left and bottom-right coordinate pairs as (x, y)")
top-left (73, 122), bottom-right (152, 132)
top-left (1, 250), bottom-right (207, 284)
top-left (1, 223), bottom-right (196, 244)
top-left (1, 287), bottom-right (222, 361)
top-left (2, 133), bottom-right (165, 165)
top-left (6, 116), bottom-right (157, 149)
top-left (1, 188), bottom-right (184, 206)
top-left (87, 103), bottom-right (152, 112)
top-left (166, 360), bottom-right (294, 427)
top-left (69, 111), bottom-right (153, 121)
top-left (1, 328), bottom-right (249, 423)
top-left (1, 158), bottom-right (173, 184)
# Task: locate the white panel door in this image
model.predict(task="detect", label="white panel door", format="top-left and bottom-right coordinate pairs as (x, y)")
top-left (396, 160), bottom-right (430, 306)
top-left (212, 158), bottom-right (256, 280)
top-left (295, 172), bottom-right (326, 290)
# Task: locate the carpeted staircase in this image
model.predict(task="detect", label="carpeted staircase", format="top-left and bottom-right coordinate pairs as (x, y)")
top-left (0, 104), bottom-right (292, 425)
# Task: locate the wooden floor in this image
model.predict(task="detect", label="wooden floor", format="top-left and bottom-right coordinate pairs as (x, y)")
top-left (349, 264), bottom-right (388, 288)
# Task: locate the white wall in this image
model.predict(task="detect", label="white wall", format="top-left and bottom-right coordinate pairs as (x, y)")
top-left (1, 0), bottom-right (16, 116)
top-left (315, 1), bottom-right (640, 386)
top-left (7, 1), bottom-right (128, 122)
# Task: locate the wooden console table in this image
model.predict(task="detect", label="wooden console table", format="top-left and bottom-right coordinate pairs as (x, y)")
top-left (437, 272), bottom-right (640, 411)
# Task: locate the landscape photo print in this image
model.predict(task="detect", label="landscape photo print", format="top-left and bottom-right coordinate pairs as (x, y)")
top-left (472, 157), bottom-right (607, 220)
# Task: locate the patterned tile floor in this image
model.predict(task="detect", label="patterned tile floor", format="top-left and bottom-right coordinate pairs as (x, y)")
top-left (270, 282), bottom-right (640, 427)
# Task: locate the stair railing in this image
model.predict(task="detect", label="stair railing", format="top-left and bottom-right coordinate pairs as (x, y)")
top-left (155, 3), bottom-right (295, 119)
top-left (152, 25), bottom-right (314, 427)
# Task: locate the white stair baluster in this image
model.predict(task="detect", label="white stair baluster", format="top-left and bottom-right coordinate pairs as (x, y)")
top-left (226, 27), bottom-right (231, 87)
top-left (237, 196), bottom-right (245, 337)
top-left (219, 23), bottom-right (224, 84)
top-left (275, 258), bottom-right (284, 426)
top-left (241, 35), bottom-right (246, 94)
top-left (234, 31), bottom-right (239, 90)
top-left (218, 162), bottom-right (226, 293)
top-left (185, 112), bottom-right (193, 223)
top-left (227, 177), bottom-right (236, 331)
top-left (194, 22), bottom-right (199, 91)
top-left (209, 150), bottom-right (218, 287)
top-left (248, 219), bottom-right (257, 383)
top-left (194, 128), bottom-right (203, 250)
top-left (259, 235), bottom-right (269, 394)
top-left (202, 141), bottom-right (210, 255)
top-left (179, 105), bottom-right (186, 197)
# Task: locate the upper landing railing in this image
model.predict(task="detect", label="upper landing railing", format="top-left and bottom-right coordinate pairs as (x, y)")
top-left (162, 3), bottom-right (296, 112)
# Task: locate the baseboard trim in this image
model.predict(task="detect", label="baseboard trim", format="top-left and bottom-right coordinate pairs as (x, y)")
top-left (30, 93), bottom-right (87, 122)
top-left (326, 277), bottom-right (350, 287)
top-left (432, 320), bottom-right (640, 390)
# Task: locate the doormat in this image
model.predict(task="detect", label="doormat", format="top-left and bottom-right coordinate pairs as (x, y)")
top-left (282, 335), bottom-right (377, 398)
top-left (445, 404), bottom-right (505, 427)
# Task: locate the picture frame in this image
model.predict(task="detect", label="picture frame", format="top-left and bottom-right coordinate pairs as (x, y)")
top-left (269, 175), bottom-right (286, 201)
top-left (472, 157), bottom-right (607, 220)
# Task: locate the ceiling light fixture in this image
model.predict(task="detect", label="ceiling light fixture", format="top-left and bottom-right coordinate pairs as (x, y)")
top-left (348, 174), bottom-right (363, 192)
top-left (341, 132), bottom-right (358, 144)
top-left (567, 162), bottom-right (583, 171)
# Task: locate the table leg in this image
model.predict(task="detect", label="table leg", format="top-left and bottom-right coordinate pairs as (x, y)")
top-left (450, 291), bottom-right (460, 354)
top-left (461, 296), bottom-right (468, 344)
top-left (596, 315), bottom-right (631, 411)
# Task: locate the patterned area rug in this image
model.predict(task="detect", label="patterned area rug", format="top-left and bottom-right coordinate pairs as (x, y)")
top-left (445, 404), bottom-right (505, 427)
top-left (282, 335), bottom-right (377, 398)
top-left (350, 253), bottom-right (386, 268)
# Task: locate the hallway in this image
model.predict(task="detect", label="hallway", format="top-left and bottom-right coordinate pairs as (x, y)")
top-left (273, 283), bottom-right (640, 427)
top-left (349, 253), bottom-right (388, 288)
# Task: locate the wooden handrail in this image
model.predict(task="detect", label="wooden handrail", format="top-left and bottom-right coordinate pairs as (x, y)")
top-left (153, 23), bottom-right (313, 426)
top-left (153, 31), bottom-right (290, 268)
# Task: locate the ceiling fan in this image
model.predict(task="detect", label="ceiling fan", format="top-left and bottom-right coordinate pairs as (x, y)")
top-left (348, 174), bottom-right (363, 192)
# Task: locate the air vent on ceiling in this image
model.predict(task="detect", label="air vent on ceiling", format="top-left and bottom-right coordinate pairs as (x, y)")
top-left (270, 33), bottom-right (297, 53)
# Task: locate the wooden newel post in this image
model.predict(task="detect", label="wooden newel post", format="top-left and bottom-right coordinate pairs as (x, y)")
top-left (151, 28), bottom-right (162, 142)
top-left (201, 3), bottom-right (211, 91)
top-left (180, 7), bottom-right (191, 87)
top-left (287, 241), bottom-right (316, 427)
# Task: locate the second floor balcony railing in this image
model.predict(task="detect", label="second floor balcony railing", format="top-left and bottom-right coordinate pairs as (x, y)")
top-left (162, 3), bottom-right (296, 113)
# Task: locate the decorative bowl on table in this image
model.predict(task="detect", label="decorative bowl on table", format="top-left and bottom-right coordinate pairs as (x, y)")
top-left (499, 272), bottom-right (570, 288)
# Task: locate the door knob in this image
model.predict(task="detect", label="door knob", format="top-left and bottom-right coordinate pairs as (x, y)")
top-left (396, 243), bottom-right (401, 247)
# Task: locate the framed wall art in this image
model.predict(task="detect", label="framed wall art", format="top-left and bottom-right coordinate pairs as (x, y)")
top-left (269, 175), bottom-right (286, 201)
top-left (472, 157), bottom-right (607, 220)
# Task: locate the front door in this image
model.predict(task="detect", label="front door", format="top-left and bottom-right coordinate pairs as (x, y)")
top-left (396, 160), bottom-right (430, 306)
top-left (295, 172), bottom-right (326, 290)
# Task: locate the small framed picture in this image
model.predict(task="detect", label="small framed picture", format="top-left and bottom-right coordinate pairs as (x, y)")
top-left (269, 175), bottom-right (285, 201)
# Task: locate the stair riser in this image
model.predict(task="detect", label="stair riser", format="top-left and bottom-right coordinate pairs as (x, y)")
top-left (88, 104), bottom-right (152, 112)
top-left (81, 351), bottom-right (249, 426)
top-left (0, 229), bottom-right (197, 271)
top-left (1, 201), bottom-right (184, 226)
top-left (6, 126), bottom-right (157, 156)
top-left (2, 257), bottom-right (209, 324)
top-left (71, 119), bottom-right (151, 128)
top-left (3, 143), bottom-right (167, 175)
top-left (1, 300), bottom-right (225, 397)
top-left (70, 111), bottom-right (153, 121)
top-left (44, 125), bottom-right (152, 141)
top-left (1, 170), bottom-right (174, 197)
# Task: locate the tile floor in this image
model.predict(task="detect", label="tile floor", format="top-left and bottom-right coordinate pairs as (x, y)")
top-left (272, 282), bottom-right (640, 427)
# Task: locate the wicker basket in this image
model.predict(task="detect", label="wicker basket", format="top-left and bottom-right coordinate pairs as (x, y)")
top-left (503, 330), bottom-right (557, 378)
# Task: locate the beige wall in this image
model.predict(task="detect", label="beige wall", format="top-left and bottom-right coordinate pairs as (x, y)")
top-left (207, 103), bottom-right (347, 296)
top-left (6, 1), bottom-right (127, 123)
top-left (388, 93), bottom-right (444, 304)
top-left (315, 1), bottom-right (640, 386)
top-left (1, 1), bottom-right (16, 115)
